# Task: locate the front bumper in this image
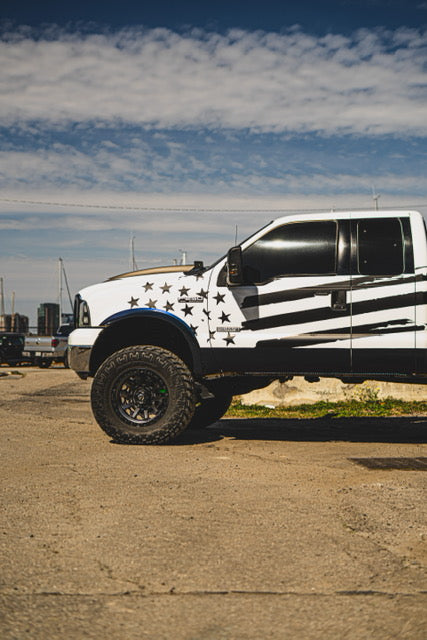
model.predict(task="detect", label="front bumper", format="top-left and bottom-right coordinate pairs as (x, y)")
top-left (68, 346), bottom-right (92, 378)
top-left (68, 327), bottom-right (103, 378)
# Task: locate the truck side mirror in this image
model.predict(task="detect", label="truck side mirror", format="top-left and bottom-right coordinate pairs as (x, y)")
top-left (227, 246), bottom-right (243, 285)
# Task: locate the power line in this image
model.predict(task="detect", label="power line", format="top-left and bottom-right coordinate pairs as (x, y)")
top-left (0, 197), bottom-right (336, 212)
top-left (0, 196), bottom-right (426, 213)
top-left (0, 197), bottom-right (315, 212)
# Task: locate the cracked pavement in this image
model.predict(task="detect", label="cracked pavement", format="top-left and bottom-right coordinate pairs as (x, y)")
top-left (0, 367), bottom-right (426, 639)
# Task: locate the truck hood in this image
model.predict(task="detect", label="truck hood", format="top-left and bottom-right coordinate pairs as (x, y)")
top-left (108, 265), bottom-right (195, 281)
top-left (77, 261), bottom-right (212, 327)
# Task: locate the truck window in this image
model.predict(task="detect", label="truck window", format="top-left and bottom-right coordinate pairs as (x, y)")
top-left (357, 218), bottom-right (403, 275)
top-left (242, 220), bottom-right (337, 283)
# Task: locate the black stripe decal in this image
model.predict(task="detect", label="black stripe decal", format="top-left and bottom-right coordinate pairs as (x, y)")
top-left (257, 323), bottom-right (424, 349)
top-left (241, 274), bottom-right (425, 310)
top-left (243, 291), bottom-right (427, 331)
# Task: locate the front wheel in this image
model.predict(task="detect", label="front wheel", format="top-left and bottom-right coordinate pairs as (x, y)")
top-left (90, 346), bottom-right (196, 444)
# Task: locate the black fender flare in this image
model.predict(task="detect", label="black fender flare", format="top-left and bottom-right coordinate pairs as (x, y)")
top-left (97, 308), bottom-right (203, 376)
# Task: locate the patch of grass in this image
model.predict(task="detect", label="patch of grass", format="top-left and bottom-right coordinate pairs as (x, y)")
top-left (226, 398), bottom-right (427, 419)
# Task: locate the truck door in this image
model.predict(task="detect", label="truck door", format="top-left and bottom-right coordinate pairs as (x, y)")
top-left (350, 216), bottom-right (417, 375)
top-left (209, 218), bottom-right (353, 375)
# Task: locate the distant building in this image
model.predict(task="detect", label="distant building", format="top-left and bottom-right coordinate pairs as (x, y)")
top-left (0, 314), bottom-right (11, 332)
top-left (0, 313), bottom-right (29, 333)
top-left (12, 313), bottom-right (29, 333)
top-left (37, 303), bottom-right (59, 336)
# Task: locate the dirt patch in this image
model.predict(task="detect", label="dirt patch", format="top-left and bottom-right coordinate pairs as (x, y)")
top-left (0, 367), bottom-right (426, 639)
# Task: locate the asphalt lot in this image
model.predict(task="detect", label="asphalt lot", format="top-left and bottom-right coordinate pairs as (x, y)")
top-left (0, 366), bottom-right (426, 639)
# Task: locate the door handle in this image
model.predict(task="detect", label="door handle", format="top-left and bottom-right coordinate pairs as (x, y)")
top-left (331, 290), bottom-right (348, 311)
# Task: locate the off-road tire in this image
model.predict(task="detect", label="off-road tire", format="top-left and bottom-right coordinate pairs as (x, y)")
top-left (91, 345), bottom-right (196, 444)
top-left (187, 390), bottom-right (233, 430)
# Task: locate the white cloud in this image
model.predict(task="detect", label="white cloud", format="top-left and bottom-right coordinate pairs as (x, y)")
top-left (1, 132), bottom-right (426, 202)
top-left (1, 25), bottom-right (426, 135)
top-left (1, 188), bottom-right (426, 235)
top-left (1, 155), bottom-right (426, 213)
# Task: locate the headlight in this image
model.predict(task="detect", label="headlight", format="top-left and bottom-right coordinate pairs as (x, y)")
top-left (74, 295), bottom-right (91, 327)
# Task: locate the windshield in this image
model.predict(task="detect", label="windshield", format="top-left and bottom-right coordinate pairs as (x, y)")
top-left (206, 220), bottom-right (274, 270)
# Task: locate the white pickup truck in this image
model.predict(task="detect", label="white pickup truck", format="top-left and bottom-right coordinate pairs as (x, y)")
top-left (69, 209), bottom-right (427, 444)
top-left (24, 324), bottom-right (73, 368)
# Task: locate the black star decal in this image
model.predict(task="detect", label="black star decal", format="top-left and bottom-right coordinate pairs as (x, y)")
top-left (203, 308), bottom-right (211, 319)
top-left (195, 272), bottom-right (204, 280)
top-left (182, 304), bottom-right (193, 316)
top-left (128, 296), bottom-right (139, 308)
top-left (143, 282), bottom-right (153, 292)
top-left (161, 282), bottom-right (171, 294)
top-left (219, 311), bottom-right (230, 324)
top-left (197, 288), bottom-right (208, 299)
top-left (213, 292), bottom-right (225, 305)
top-left (164, 301), bottom-right (174, 312)
top-left (147, 299), bottom-right (157, 309)
top-left (190, 325), bottom-right (198, 335)
top-left (179, 286), bottom-right (190, 296)
top-left (207, 330), bottom-right (216, 343)
top-left (223, 332), bottom-right (235, 346)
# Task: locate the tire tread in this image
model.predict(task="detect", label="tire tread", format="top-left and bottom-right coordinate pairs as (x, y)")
top-left (91, 346), bottom-right (195, 444)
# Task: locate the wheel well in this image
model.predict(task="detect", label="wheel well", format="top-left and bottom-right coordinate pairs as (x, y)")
top-left (90, 317), bottom-right (198, 375)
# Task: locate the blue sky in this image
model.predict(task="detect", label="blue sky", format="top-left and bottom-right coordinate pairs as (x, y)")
top-left (0, 1), bottom-right (426, 324)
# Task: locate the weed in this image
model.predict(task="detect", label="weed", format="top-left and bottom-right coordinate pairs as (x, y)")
top-left (356, 385), bottom-right (380, 403)
top-left (226, 398), bottom-right (427, 419)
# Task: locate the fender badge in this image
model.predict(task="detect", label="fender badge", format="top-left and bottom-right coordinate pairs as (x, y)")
top-left (179, 297), bottom-right (203, 303)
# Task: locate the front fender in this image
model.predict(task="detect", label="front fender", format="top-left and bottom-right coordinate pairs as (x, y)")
top-left (96, 308), bottom-right (202, 375)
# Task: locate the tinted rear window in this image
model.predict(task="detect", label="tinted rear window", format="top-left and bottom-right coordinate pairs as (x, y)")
top-left (357, 218), bottom-right (404, 275)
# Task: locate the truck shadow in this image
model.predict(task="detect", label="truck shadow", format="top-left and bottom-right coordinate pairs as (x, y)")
top-left (175, 415), bottom-right (427, 445)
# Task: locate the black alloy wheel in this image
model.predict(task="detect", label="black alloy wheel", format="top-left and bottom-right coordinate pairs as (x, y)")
top-left (91, 345), bottom-right (196, 444)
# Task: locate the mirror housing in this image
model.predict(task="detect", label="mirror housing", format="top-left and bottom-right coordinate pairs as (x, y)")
top-left (227, 246), bottom-right (243, 285)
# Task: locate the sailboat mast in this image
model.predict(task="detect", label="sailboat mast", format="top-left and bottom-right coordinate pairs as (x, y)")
top-left (58, 258), bottom-right (63, 325)
top-left (0, 277), bottom-right (4, 317)
top-left (130, 234), bottom-right (138, 271)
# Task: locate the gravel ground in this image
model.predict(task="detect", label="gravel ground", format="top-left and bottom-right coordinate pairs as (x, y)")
top-left (0, 366), bottom-right (426, 639)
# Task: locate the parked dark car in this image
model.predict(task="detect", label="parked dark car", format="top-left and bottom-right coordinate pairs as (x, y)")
top-left (0, 333), bottom-right (25, 366)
